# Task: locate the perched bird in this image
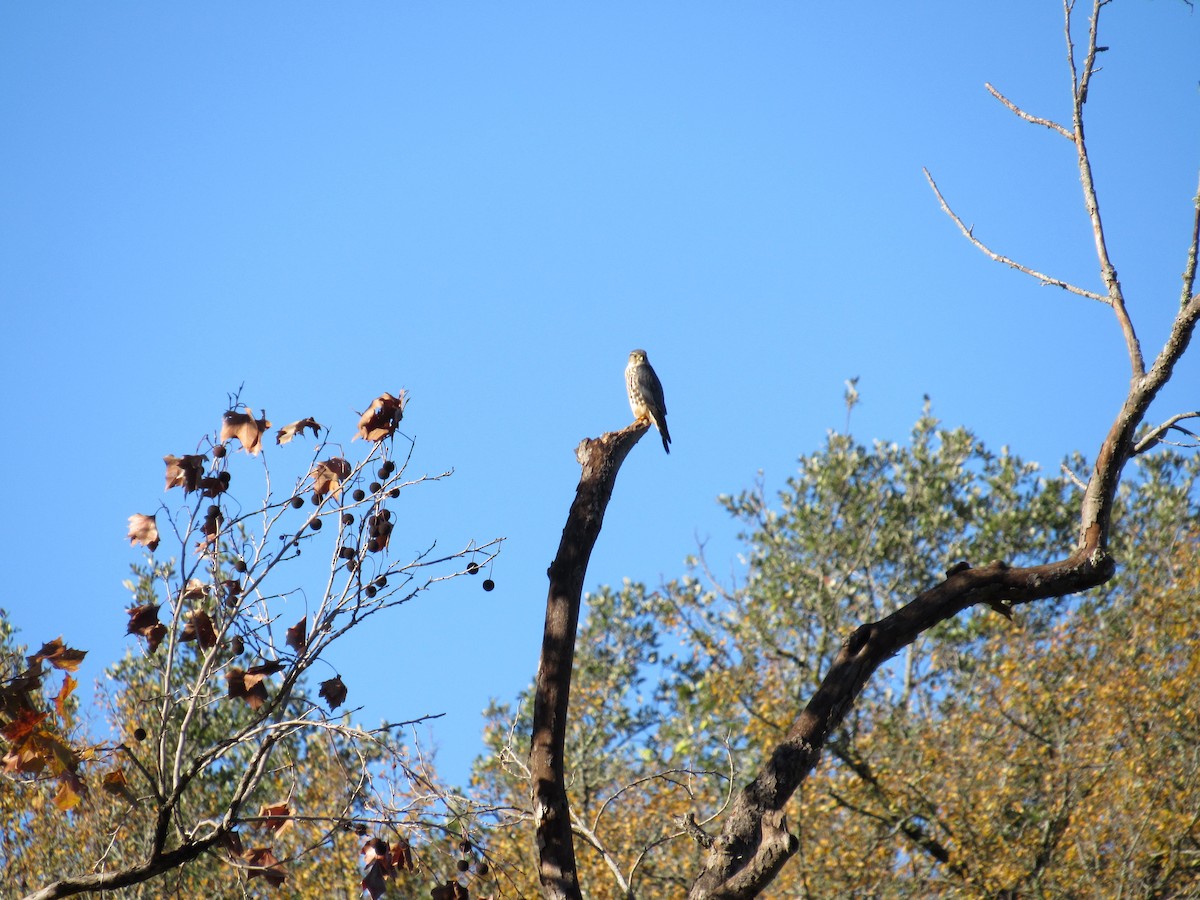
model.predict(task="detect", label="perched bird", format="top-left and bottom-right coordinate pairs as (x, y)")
top-left (626, 349), bottom-right (672, 454)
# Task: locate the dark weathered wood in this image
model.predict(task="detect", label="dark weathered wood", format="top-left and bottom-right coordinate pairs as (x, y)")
top-left (531, 423), bottom-right (648, 900)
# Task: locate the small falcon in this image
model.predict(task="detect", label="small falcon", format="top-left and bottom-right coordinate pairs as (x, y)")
top-left (626, 349), bottom-right (672, 454)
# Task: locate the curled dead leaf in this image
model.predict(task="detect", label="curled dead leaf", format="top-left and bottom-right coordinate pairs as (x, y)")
top-left (102, 769), bottom-right (140, 806)
top-left (356, 391), bottom-right (407, 442)
top-left (276, 417), bottom-right (322, 445)
top-left (180, 610), bottom-right (218, 650)
top-left (310, 457), bottom-right (352, 502)
top-left (127, 514), bottom-right (159, 552)
top-left (242, 846), bottom-right (286, 888)
top-left (181, 579), bottom-right (207, 601)
top-left (126, 605), bottom-right (168, 653)
top-left (319, 674), bottom-right (347, 711)
top-left (28, 638), bottom-right (87, 673)
top-left (226, 668), bottom-right (268, 710)
top-left (53, 772), bottom-right (86, 811)
top-left (392, 837), bottom-right (414, 871)
top-left (163, 454), bottom-right (207, 493)
top-left (285, 617), bottom-right (307, 652)
top-left (360, 838), bottom-right (395, 900)
top-left (221, 407), bottom-right (271, 456)
top-left (256, 802), bottom-right (292, 833)
top-left (199, 475), bottom-right (227, 498)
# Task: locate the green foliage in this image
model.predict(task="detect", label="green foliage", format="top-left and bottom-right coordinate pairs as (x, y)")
top-left (468, 411), bottom-right (1199, 898)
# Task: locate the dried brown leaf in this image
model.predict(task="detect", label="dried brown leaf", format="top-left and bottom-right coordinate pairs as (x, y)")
top-left (180, 610), bottom-right (218, 650)
top-left (127, 513), bottom-right (160, 551)
top-left (243, 846), bottom-right (286, 888)
top-left (285, 617), bottom-right (307, 652)
top-left (102, 769), bottom-right (139, 806)
top-left (220, 407), bottom-right (271, 456)
top-left (225, 668), bottom-right (268, 710)
top-left (163, 454), bottom-right (207, 493)
top-left (53, 772), bottom-right (85, 811)
top-left (126, 605), bottom-right (168, 651)
top-left (310, 457), bottom-right (352, 501)
top-left (126, 604), bottom-right (160, 634)
top-left (199, 475), bottom-right (227, 498)
top-left (28, 638), bottom-right (87, 673)
top-left (53, 674), bottom-right (77, 724)
top-left (276, 417), bottom-right (322, 445)
top-left (181, 579), bottom-right (207, 600)
top-left (361, 837), bottom-right (395, 898)
top-left (361, 862), bottom-right (388, 900)
top-left (356, 391), bottom-right (407, 442)
top-left (319, 674), bottom-right (347, 711)
top-left (256, 802), bottom-right (292, 833)
top-left (392, 837), bottom-right (414, 871)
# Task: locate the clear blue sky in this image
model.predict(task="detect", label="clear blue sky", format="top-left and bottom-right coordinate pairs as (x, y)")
top-left (2, 2), bottom-right (1197, 785)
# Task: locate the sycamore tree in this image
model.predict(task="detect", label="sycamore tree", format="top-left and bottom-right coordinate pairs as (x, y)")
top-left (0, 390), bottom-right (501, 899)
top-left (519, 2), bottom-right (1200, 898)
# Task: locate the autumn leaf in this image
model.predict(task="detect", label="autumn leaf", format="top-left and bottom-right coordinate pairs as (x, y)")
top-left (256, 802), bottom-right (292, 833)
top-left (53, 772), bottom-right (85, 811)
top-left (361, 863), bottom-right (388, 900)
top-left (276, 417), bottom-right (322, 445)
top-left (285, 617), bottom-right (307, 652)
top-left (179, 610), bottom-right (217, 650)
top-left (2, 707), bottom-right (48, 749)
top-left (319, 675), bottom-right (347, 711)
top-left (225, 668), bottom-right (268, 710)
top-left (356, 391), bottom-right (407, 442)
top-left (310, 457), bottom-right (351, 501)
top-left (392, 837), bottom-right (414, 871)
top-left (243, 846), bottom-right (286, 888)
top-left (247, 660), bottom-right (285, 678)
top-left (126, 513), bottom-right (160, 551)
top-left (54, 674), bottom-right (77, 725)
top-left (102, 769), bottom-right (139, 806)
top-left (220, 407), bottom-right (271, 456)
top-left (125, 605), bottom-right (168, 653)
top-left (361, 838), bottom-right (395, 900)
top-left (28, 638), bottom-right (87, 672)
top-left (198, 475), bottom-right (228, 498)
top-left (163, 454), bottom-right (207, 493)
top-left (181, 579), bottom-right (207, 600)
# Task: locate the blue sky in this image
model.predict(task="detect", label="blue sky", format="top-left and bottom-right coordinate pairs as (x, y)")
top-left (2, 2), bottom-right (1197, 786)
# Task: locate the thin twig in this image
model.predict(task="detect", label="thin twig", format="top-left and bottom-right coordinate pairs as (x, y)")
top-left (1069, 0), bottom-right (1144, 377)
top-left (1133, 412), bottom-right (1200, 455)
top-left (1181, 171), bottom-right (1200, 308)
top-left (922, 168), bottom-right (1107, 303)
top-left (985, 83), bottom-right (1073, 140)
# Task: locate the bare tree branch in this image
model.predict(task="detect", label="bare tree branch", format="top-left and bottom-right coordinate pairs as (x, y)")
top-left (985, 82), bottom-right (1074, 139)
top-left (1182, 171), bottom-right (1200, 308)
top-left (1068, 0), bottom-right (1144, 377)
top-left (922, 168), bottom-right (1107, 302)
top-left (1133, 412), bottom-right (1200, 454)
